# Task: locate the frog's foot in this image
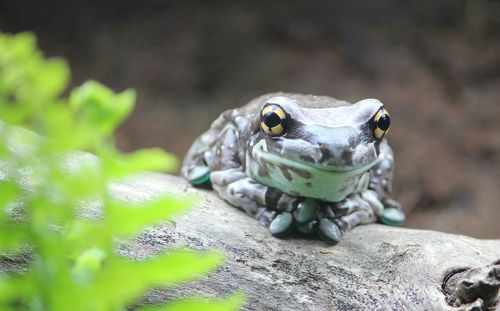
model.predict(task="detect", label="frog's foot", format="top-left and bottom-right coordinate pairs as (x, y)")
top-left (253, 196), bottom-right (345, 241)
top-left (255, 197), bottom-right (340, 244)
top-left (267, 211), bottom-right (294, 237)
top-left (265, 190), bottom-right (391, 244)
top-left (259, 194), bottom-right (318, 237)
top-left (185, 165), bottom-right (212, 187)
top-left (316, 190), bottom-right (387, 244)
top-left (379, 198), bottom-right (406, 227)
top-left (286, 198), bottom-right (342, 244)
top-left (263, 197), bottom-right (320, 238)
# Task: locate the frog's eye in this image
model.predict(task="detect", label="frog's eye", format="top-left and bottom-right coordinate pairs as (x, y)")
top-left (260, 104), bottom-right (287, 136)
top-left (373, 108), bottom-right (391, 139)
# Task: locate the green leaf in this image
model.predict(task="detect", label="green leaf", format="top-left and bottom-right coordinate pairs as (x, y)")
top-left (32, 58), bottom-right (69, 100)
top-left (53, 157), bottom-right (104, 199)
top-left (0, 277), bottom-right (8, 300)
top-left (0, 274), bottom-right (33, 301)
top-left (69, 81), bottom-right (135, 137)
top-left (0, 31), bottom-right (238, 311)
top-left (103, 148), bottom-right (179, 179)
top-left (0, 104), bottom-right (32, 124)
top-left (139, 294), bottom-right (245, 311)
top-left (0, 32), bottom-right (36, 66)
top-left (43, 104), bottom-right (87, 150)
top-left (0, 225), bottom-right (30, 252)
top-left (0, 181), bottom-right (20, 212)
top-left (87, 250), bottom-right (224, 308)
top-left (73, 248), bottom-right (107, 284)
top-left (0, 120), bottom-right (41, 160)
top-left (63, 220), bottom-right (110, 253)
top-left (108, 194), bottom-right (196, 237)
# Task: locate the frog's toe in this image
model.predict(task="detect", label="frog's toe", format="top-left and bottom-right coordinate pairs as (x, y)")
top-left (269, 212), bottom-right (294, 237)
top-left (317, 218), bottom-right (343, 245)
top-left (293, 198), bottom-right (319, 223)
top-left (379, 207), bottom-right (405, 227)
top-left (186, 165), bottom-right (211, 186)
top-left (295, 220), bottom-right (317, 235)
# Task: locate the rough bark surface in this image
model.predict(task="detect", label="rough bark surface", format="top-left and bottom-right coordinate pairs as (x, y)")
top-left (107, 173), bottom-right (500, 311)
top-left (2, 148), bottom-right (499, 310)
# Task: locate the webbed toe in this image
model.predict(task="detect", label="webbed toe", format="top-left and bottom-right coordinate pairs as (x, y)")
top-left (379, 207), bottom-right (405, 227)
top-left (187, 166), bottom-right (211, 186)
top-left (295, 220), bottom-right (317, 235)
top-left (293, 198), bottom-right (319, 223)
top-left (269, 212), bottom-right (293, 237)
top-left (318, 218), bottom-right (343, 245)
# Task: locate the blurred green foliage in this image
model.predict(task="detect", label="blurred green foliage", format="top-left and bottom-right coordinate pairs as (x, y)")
top-left (0, 32), bottom-right (242, 311)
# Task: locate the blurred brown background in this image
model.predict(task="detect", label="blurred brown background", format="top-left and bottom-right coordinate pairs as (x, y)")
top-left (1, 0), bottom-right (499, 238)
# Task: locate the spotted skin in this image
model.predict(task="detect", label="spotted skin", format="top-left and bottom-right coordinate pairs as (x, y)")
top-left (182, 93), bottom-right (403, 244)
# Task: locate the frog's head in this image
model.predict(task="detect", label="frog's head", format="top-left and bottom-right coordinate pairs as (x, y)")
top-left (253, 95), bottom-right (389, 170)
top-left (245, 94), bottom-right (391, 202)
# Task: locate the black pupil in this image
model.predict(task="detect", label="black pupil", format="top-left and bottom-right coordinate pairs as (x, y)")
top-left (377, 114), bottom-right (390, 131)
top-left (263, 111), bottom-right (281, 127)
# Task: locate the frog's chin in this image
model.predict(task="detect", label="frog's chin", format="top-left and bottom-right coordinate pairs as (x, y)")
top-left (246, 141), bottom-right (381, 202)
top-left (253, 140), bottom-right (378, 172)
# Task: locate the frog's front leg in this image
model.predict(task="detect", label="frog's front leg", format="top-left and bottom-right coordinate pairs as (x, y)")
top-left (316, 141), bottom-right (405, 244)
top-left (211, 169), bottom-right (300, 236)
top-left (368, 140), bottom-right (406, 226)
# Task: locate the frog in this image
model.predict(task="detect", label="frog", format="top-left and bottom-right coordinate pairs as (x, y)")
top-left (181, 93), bottom-right (405, 244)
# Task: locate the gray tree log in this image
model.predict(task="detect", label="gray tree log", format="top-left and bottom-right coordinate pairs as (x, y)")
top-left (108, 172), bottom-right (499, 311)
top-left (1, 126), bottom-right (499, 310)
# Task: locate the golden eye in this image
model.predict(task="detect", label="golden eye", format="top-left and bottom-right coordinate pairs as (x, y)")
top-left (373, 108), bottom-right (390, 139)
top-left (260, 104), bottom-right (287, 136)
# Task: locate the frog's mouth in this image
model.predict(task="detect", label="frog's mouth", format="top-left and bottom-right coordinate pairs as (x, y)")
top-left (245, 140), bottom-right (380, 202)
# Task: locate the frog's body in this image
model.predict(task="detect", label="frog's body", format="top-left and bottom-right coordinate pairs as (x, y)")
top-left (182, 93), bottom-right (404, 244)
